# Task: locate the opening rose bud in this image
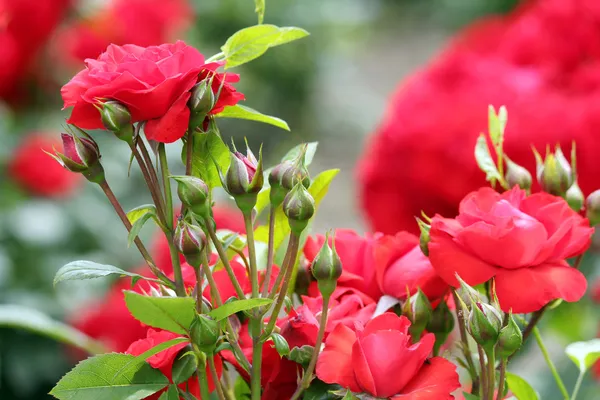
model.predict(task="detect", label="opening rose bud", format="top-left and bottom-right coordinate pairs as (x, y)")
top-left (190, 314), bottom-right (220, 355)
top-left (49, 130), bottom-right (105, 184)
top-left (224, 145), bottom-right (264, 213)
top-left (467, 302), bottom-right (502, 351)
top-left (99, 101), bottom-right (133, 143)
top-left (586, 189), bottom-right (600, 226)
top-left (174, 221), bottom-right (207, 268)
top-left (283, 182), bottom-right (315, 235)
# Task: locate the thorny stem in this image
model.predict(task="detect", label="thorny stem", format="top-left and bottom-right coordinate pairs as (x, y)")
top-left (158, 143), bottom-right (185, 296)
top-left (260, 207), bottom-right (276, 297)
top-left (208, 356), bottom-right (226, 400)
top-left (290, 295), bottom-right (331, 400)
top-left (98, 181), bottom-right (173, 287)
top-left (451, 289), bottom-right (479, 394)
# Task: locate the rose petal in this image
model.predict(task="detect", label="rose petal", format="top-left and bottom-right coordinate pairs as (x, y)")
top-left (494, 262), bottom-right (588, 313)
top-left (316, 323), bottom-right (361, 393)
top-left (145, 92), bottom-right (191, 143)
top-left (362, 313), bottom-right (411, 337)
top-left (392, 357), bottom-right (460, 400)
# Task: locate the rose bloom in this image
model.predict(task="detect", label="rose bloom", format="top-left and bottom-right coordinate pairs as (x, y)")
top-left (316, 313), bottom-right (460, 399)
top-left (359, 0), bottom-right (600, 235)
top-left (55, 0), bottom-right (192, 65)
top-left (429, 187), bottom-right (593, 313)
top-left (61, 41), bottom-right (244, 143)
top-left (8, 134), bottom-right (81, 198)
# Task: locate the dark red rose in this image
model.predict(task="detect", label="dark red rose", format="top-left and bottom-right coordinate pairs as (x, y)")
top-left (374, 232), bottom-right (448, 303)
top-left (61, 41), bottom-right (243, 143)
top-left (429, 186), bottom-right (593, 313)
top-left (359, 0), bottom-right (600, 235)
top-left (316, 313), bottom-right (460, 399)
top-left (8, 134), bottom-right (81, 198)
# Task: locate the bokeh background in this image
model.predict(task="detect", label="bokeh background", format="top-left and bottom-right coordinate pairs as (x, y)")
top-left (0, 0), bottom-right (598, 399)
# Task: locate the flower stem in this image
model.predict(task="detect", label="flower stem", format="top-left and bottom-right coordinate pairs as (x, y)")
top-left (244, 212), bottom-right (259, 300)
top-left (208, 356), bottom-right (226, 400)
top-left (496, 358), bottom-right (506, 400)
top-left (478, 346), bottom-right (488, 399)
top-left (260, 206), bottom-right (276, 297)
top-left (204, 219), bottom-right (246, 299)
top-left (571, 371), bottom-right (585, 400)
top-left (520, 306), bottom-right (547, 346)
top-left (486, 349), bottom-right (496, 400)
top-left (196, 355), bottom-right (211, 400)
top-left (181, 130), bottom-right (194, 215)
top-left (250, 327), bottom-right (263, 400)
top-left (532, 327), bottom-right (569, 400)
top-left (451, 289), bottom-right (479, 394)
top-left (262, 233), bottom-right (300, 338)
top-left (132, 136), bottom-right (167, 224)
top-left (98, 180), bottom-right (173, 287)
top-left (290, 295), bottom-right (331, 400)
top-left (158, 143), bottom-right (185, 296)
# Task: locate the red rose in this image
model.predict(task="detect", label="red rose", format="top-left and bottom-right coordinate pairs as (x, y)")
top-left (8, 134), bottom-right (81, 198)
top-left (61, 41), bottom-right (243, 143)
top-left (304, 230), bottom-right (383, 301)
top-left (429, 186), bottom-right (593, 313)
top-left (374, 232), bottom-right (448, 302)
top-left (359, 0), bottom-right (600, 235)
top-left (126, 328), bottom-right (222, 399)
top-left (316, 313), bottom-right (460, 399)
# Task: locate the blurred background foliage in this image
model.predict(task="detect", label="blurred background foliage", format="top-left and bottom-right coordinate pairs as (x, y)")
top-left (0, 0), bottom-right (598, 399)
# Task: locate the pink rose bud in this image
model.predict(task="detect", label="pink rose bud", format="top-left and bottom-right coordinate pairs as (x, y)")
top-left (174, 221), bottom-right (207, 268)
top-left (224, 145), bottom-right (264, 213)
top-left (585, 189), bottom-right (600, 226)
top-left (49, 129), bottom-right (105, 184)
top-left (283, 183), bottom-right (315, 235)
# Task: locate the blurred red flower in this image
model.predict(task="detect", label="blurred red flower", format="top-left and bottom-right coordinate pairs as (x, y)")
top-left (56, 0), bottom-right (193, 66)
top-left (316, 313), bottom-right (460, 399)
top-left (8, 134), bottom-right (81, 198)
top-left (61, 41), bottom-right (244, 143)
top-left (359, 0), bottom-right (600, 235)
top-left (429, 187), bottom-right (592, 313)
top-left (0, 0), bottom-right (71, 102)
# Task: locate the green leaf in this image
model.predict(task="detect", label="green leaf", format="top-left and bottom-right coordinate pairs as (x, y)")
top-left (54, 261), bottom-right (151, 286)
top-left (171, 350), bottom-right (197, 384)
top-left (124, 291), bottom-right (196, 335)
top-left (127, 204), bottom-right (157, 225)
top-left (565, 339), bottom-right (600, 373)
top-left (287, 345), bottom-right (314, 368)
top-left (184, 130), bottom-right (230, 188)
top-left (303, 379), bottom-right (342, 400)
top-left (216, 104), bottom-right (289, 131)
top-left (0, 305), bottom-right (105, 355)
top-left (221, 24), bottom-right (309, 69)
top-left (269, 332), bottom-right (290, 356)
top-left (209, 298), bottom-right (273, 321)
top-left (177, 389), bottom-right (198, 400)
top-left (281, 142), bottom-right (318, 166)
top-left (506, 372), bottom-right (539, 400)
top-left (462, 393), bottom-right (481, 400)
top-left (158, 385), bottom-right (179, 400)
top-left (254, 0), bottom-right (265, 24)
top-left (488, 105), bottom-right (507, 149)
top-left (475, 134), bottom-right (501, 184)
top-left (50, 353), bottom-right (169, 400)
top-left (127, 207), bottom-right (158, 247)
top-left (234, 376), bottom-right (251, 399)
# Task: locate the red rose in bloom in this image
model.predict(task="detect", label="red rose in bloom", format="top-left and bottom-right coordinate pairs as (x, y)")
top-left (126, 328), bottom-right (222, 399)
top-left (374, 232), bottom-right (448, 302)
top-left (305, 230), bottom-right (383, 301)
top-left (359, 0), bottom-right (600, 235)
top-left (8, 134), bottom-right (81, 198)
top-left (61, 41), bottom-right (244, 143)
top-left (56, 0), bottom-right (192, 65)
top-left (429, 187), bottom-right (593, 313)
top-left (316, 313), bottom-right (460, 399)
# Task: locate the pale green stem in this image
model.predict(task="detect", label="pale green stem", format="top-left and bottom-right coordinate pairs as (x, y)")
top-left (571, 371), bottom-right (585, 400)
top-left (532, 327), bottom-right (569, 400)
top-left (260, 207), bottom-right (276, 297)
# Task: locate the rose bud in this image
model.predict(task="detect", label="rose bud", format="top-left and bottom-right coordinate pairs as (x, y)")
top-left (99, 101), bottom-right (134, 143)
top-left (269, 161), bottom-right (295, 207)
top-left (539, 147), bottom-right (573, 196)
top-left (402, 288), bottom-right (432, 340)
top-left (455, 273), bottom-right (482, 309)
top-left (426, 301), bottom-right (455, 353)
top-left (416, 217), bottom-right (431, 256)
top-left (585, 189), bottom-right (600, 226)
top-left (467, 302), bottom-right (502, 351)
top-left (172, 175), bottom-right (210, 219)
top-left (283, 182), bottom-right (315, 235)
top-left (566, 180), bottom-right (585, 212)
top-left (310, 231), bottom-right (342, 298)
top-left (496, 312), bottom-right (523, 359)
top-left (190, 314), bottom-right (220, 355)
top-left (174, 221), bottom-right (206, 268)
top-left (49, 130), bottom-right (105, 184)
top-left (224, 146), bottom-right (264, 213)
top-left (188, 79), bottom-right (215, 129)
top-left (505, 157), bottom-right (532, 191)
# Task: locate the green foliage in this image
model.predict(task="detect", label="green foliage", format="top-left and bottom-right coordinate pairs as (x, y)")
top-left (475, 134), bottom-right (501, 184)
top-left (255, 0), bottom-right (266, 24)
top-left (124, 291), bottom-right (196, 335)
top-left (0, 305), bottom-right (105, 355)
top-left (488, 105), bottom-right (507, 151)
top-left (171, 351), bottom-right (197, 384)
top-left (269, 332), bottom-right (290, 356)
top-left (183, 130), bottom-right (230, 189)
top-left (208, 298), bottom-right (273, 321)
top-left (54, 261), bottom-right (150, 286)
top-left (221, 24), bottom-right (309, 69)
top-left (506, 372), bottom-right (539, 400)
top-left (303, 379), bottom-right (343, 399)
top-left (127, 205), bottom-right (159, 247)
top-left (565, 339), bottom-right (600, 373)
top-left (216, 104), bottom-right (290, 131)
top-left (158, 385), bottom-right (180, 400)
top-left (234, 376), bottom-right (251, 399)
top-left (288, 345), bottom-right (314, 368)
top-left (462, 393), bottom-right (480, 400)
top-left (50, 353), bottom-right (169, 400)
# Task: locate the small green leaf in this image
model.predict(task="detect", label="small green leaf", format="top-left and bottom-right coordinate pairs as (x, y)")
top-left (288, 345), bottom-right (314, 368)
top-left (216, 104), bottom-right (289, 131)
top-left (475, 134), bottom-right (501, 184)
top-left (254, 0), bottom-right (265, 24)
top-left (221, 24), bottom-right (309, 69)
top-left (281, 142), bottom-right (318, 166)
top-left (50, 353), bottom-right (169, 400)
top-left (127, 209), bottom-right (157, 247)
top-left (488, 105), bottom-right (506, 149)
top-left (462, 393), bottom-right (481, 400)
top-left (565, 339), bottom-right (600, 373)
top-left (184, 130), bottom-right (230, 189)
top-left (209, 298), bottom-right (273, 321)
top-left (171, 350), bottom-right (197, 384)
top-left (177, 388), bottom-right (199, 400)
top-left (303, 379), bottom-right (343, 399)
top-left (269, 332), bottom-right (290, 356)
top-left (0, 305), bottom-right (105, 355)
top-left (506, 372), bottom-right (539, 400)
top-left (54, 261), bottom-right (151, 286)
top-left (127, 204), bottom-right (157, 225)
top-left (234, 376), bottom-right (251, 399)
top-left (158, 385), bottom-right (179, 400)
top-left (124, 291), bottom-right (196, 335)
